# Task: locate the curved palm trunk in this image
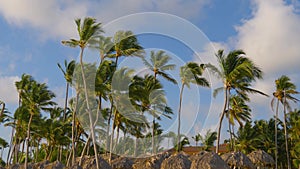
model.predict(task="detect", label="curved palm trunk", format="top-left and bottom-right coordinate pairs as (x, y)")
top-left (114, 126), bottom-right (120, 152)
top-left (79, 135), bottom-right (90, 166)
top-left (283, 91), bottom-right (291, 169)
top-left (152, 117), bottom-right (155, 154)
top-left (71, 92), bottom-right (79, 166)
top-left (228, 118), bottom-right (233, 151)
top-left (227, 93), bottom-right (233, 151)
top-left (25, 113), bottom-right (33, 169)
top-left (275, 99), bottom-right (279, 169)
top-left (63, 82), bottom-right (69, 121)
top-left (152, 73), bottom-right (157, 154)
top-left (216, 88), bottom-right (228, 153)
top-left (177, 84), bottom-right (184, 152)
top-left (109, 108), bottom-right (117, 164)
top-left (79, 47), bottom-right (100, 169)
top-left (6, 124), bottom-right (15, 166)
top-left (105, 99), bottom-right (114, 153)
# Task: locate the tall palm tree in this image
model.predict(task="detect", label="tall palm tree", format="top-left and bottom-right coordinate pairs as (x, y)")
top-left (57, 60), bottom-right (76, 120)
top-left (271, 75), bottom-right (299, 169)
top-left (130, 74), bottom-right (173, 154)
top-left (62, 17), bottom-right (102, 169)
top-left (178, 62), bottom-right (209, 151)
top-left (287, 109), bottom-right (300, 168)
top-left (57, 60), bottom-right (75, 163)
top-left (142, 50), bottom-right (177, 153)
top-left (15, 74), bottom-right (56, 169)
top-left (108, 30), bottom-right (143, 66)
top-left (206, 49), bottom-right (266, 153)
top-left (110, 67), bottom-right (135, 162)
top-left (227, 95), bottom-right (251, 150)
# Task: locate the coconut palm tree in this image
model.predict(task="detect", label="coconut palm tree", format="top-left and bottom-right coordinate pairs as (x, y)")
top-left (287, 109), bottom-right (300, 168)
top-left (142, 50), bottom-right (177, 84)
top-left (130, 74), bottom-right (173, 154)
top-left (57, 60), bottom-right (76, 120)
top-left (15, 74), bottom-right (56, 169)
top-left (205, 49), bottom-right (267, 153)
top-left (109, 67), bottom-right (135, 162)
top-left (192, 133), bottom-right (201, 146)
top-left (90, 35), bottom-right (114, 63)
top-left (107, 30), bottom-right (143, 66)
top-left (0, 137), bottom-right (8, 160)
top-left (199, 130), bottom-right (217, 151)
top-left (227, 95), bottom-right (251, 150)
top-left (62, 17), bottom-right (103, 169)
top-left (177, 62), bottom-right (209, 151)
top-left (142, 50), bottom-right (177, 153)
top-left (271, 75), bottom-right (299, 169)
top-left (57, 60), bottom-right (76, 163)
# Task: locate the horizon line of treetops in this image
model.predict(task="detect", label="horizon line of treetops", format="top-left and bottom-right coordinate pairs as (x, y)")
top-left (0, 17), bottom-right (299, 169)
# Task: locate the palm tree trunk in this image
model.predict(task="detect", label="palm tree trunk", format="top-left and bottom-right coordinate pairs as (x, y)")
top-left (151, 117), bottom-right (155, 154)
top-left (228, 118), bottom-right (233, 151)
top-left (8, 143), bottom-right (15, 165)
top-left (25, 113), bottom-right (33, 169)
top-left (70, 92), bottom-right (79, 167)
top-left (105, 99), bottom-right (113, 153)
top-left (233, 125), bottom-right (236, 151)
top-left (63, 82), bottom-right (69, 121)
top-left (6, 125), bottom-right (15, 166)
top-left (283, 91), bottom-right (291, 169)
top-left (115, 55), bottom-right (119, 66)
top-left (216, 88), bottom-right (228, 153)
top-left (177, 84), bottom-right (184, 152)
top-left (109, 108), bottom-right (117, 164)
top-left (79, 47), bottom-right (100, 169)
top-left (275, 99), bottom-right (279, 169)
top-left (114, 127), bottom-right (120, 152)
top-left (79, 135), bottom-right (90, 166)
top-left (20, 140), bottom-right (25, 163)
top-left (134, 137), bottom-right (138, 157)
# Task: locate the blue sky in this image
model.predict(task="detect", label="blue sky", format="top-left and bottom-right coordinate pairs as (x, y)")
top-left (0, 0), bottom-right (300, 152)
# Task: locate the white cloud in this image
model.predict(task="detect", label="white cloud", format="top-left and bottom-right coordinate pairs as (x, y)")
top-left (0, 0), bottom-right (88, 39)
top-left (0, 76), bottom-right (20, 105)
top-left (235, 0), bottom-right (300, 75)
top-left (0, 0), bottom-right (210, 40)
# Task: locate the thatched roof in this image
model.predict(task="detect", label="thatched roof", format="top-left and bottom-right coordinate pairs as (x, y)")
top-left (221, 151), bottom-right (255, 169)
top-left (43, 161), bottom-right (65, 169)
top-left (79, 155), bottom-right (111, 169)
top-left (133, 152), bottom-right (170, 169)
top-left (190, 151), bottom-right (230, 169)
top-left (160, 152), bottom-right (191, 169)
top-left (247, 150), bottom-right (275, 167)
top-left (111, 157), bottom-right (134, 169)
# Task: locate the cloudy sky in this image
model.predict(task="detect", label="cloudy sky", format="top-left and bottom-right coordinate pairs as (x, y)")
top-left (0, 0), bottom-right (300, 151)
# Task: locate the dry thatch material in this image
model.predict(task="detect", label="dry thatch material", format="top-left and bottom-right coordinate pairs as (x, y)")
top-left (190, 151), bottom-right (230, 169)
top-left (247, 150), bottom-right (275, 167)
top-left (111, 157), bottom-right (134, 169)
top-left (221, 151), bottom-right (255, 169)
top-left (160, 152), bottom-right (191, 169)
top-left (43, 161), bottom-right (65, 169)
top-left (79, 156), bottom-right (111, 169)
top-left (133, 152), bottom-right (170, 169)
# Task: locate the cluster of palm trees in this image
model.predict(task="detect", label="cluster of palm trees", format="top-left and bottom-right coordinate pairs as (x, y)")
top-left (0, 16), bottom-right (299, 169)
